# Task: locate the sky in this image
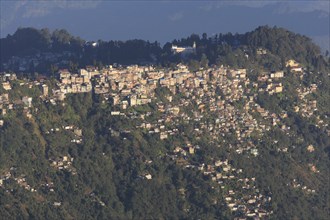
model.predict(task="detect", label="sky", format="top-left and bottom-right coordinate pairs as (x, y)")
top-left (0, 0), bottom-right (329, 50)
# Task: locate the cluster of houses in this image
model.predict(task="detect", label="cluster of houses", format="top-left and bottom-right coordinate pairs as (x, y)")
top-left (0, 167), bottom-right (36, 193)
top-left (55, 68), bottom-right (93, 100)
top-left (169, 147), bottom-right (273, 218)
top-left (0, 73), bottom-right (16, 120)
top-left (31, 61), bottom-right (322, 157)
top-left (0, 58), bottom-right (327, 218)
top-left (40, 180), bottom-right (55, 193)
top-left (167, 141), bottom-right (273, 218)
top-left (45, 125), bottom-right (83, 144)
top-left (257, 71), bottom-right (284, 94)
top-left (0, 72), bottom-right (50, 121)
top-left (2, 51), bottom-right (74, 72)
top-left (50, 155), bottom-right (76, 175)
top-left (134, 65), bottom-right (287, 156)
top-left (0, 61), bottom-right (324, 155)
top-left (286, 59), bottom-right (303, 74)
top-left (289, 179), bottom-right (316, 194)
top-left (295, 84), bottom-right (318, 118)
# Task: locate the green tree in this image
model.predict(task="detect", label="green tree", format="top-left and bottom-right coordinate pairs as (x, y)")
top-left (200, 54), bottom-right (209, 68)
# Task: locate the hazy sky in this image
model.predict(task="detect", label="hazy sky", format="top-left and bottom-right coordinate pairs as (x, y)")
top-left (0, 0), bottom-right (329, 50)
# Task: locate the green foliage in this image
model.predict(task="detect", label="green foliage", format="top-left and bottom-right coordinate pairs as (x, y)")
top-left (0, 25), bottom-right (329, 219)
top-left (200, 53), bottom-right (209, 68)
top-left (1, 26), bottom-right (328, 74)
top-left (188, 59), bottom-right (200, 72)
top-left (245, 26), bottom-right (321, 67)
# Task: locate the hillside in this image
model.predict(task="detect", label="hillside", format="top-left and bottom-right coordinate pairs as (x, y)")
top-left (0, 26), bottom-right (329, 219)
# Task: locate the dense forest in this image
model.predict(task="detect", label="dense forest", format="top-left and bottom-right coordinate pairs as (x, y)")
top-left (1, 26), bottom-right (329, 73)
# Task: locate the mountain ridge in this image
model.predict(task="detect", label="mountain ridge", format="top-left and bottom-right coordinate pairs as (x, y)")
top-left (1, 25), bottom-right (328, 74)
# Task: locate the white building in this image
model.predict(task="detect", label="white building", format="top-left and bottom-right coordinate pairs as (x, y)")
top-left (171, 42), bottom-right (196, 54)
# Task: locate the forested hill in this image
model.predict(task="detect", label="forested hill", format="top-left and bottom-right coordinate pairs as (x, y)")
top-left (0, 26), bottom-right (329, 219)
top-left (244, 26), bottom-right (321, 64)
top-left (1, 26), bottom-right (328, 73)
top-left (0, 28), bottom-right (84, 61)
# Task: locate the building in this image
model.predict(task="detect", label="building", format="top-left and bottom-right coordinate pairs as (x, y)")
top-left (42, 84), bottom-right (48, 96)
top-left (130, 95), bottom-right (137, 106)
top-left (22, 96), bottom-right (33, 108)
top-left (270, 71), bottom-right (284, 78)
top-left (171, 42), bottom-right (196, 54)
top-left (286, 59), bottom-right (299, 67)
top-left (2, 82), bottom-right (11, 90)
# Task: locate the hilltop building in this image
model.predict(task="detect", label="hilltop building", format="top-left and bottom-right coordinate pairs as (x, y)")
top-left (171, 42), bottom-right (196, 54)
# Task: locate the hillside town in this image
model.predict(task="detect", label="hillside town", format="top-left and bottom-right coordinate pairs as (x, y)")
top-left (0, 60), bottom-right (327, 219)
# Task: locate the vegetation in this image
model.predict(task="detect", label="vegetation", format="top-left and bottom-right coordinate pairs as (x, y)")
top-left (1, 25), bottom-right (328, 73)
top-left (0, 26), bottom-right (329, 219)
